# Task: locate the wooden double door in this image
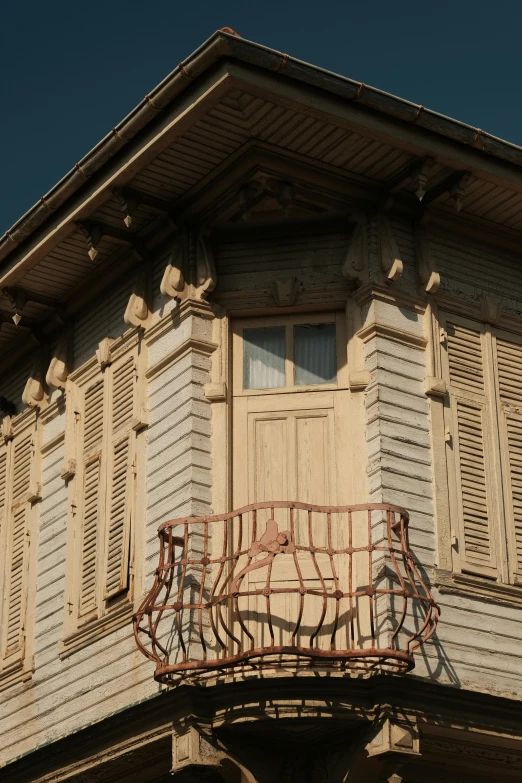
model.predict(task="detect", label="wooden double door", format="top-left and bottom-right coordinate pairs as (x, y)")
top-left (231, 313), bottom-right (351, 649)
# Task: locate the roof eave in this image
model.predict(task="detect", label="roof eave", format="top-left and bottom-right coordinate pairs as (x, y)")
top-left (2, 29), bottom-right (522, 267)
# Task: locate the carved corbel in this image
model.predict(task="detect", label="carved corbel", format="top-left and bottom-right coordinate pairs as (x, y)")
top-left (366, 717), bottom-right (420, 759)
top-left (342, 220), bottom-right (366, 284)
top-left (480, 292), bottom-right (503, 325)
top-left (77, 221), bottom-right (104, 261)
top-left (160, 231), bottom-right (186, 300)
top-left (124, 265), bottom-right (151, 328)
top-left (271, 277), bottom-right (299, 306)
top-left (3, 287), bottom-right (27, 325)
top-left (194, 232), bottom-right (217, 300)
top-left (379, 214), bottom-right (403, 282)
top-left (46, 329), bottom-right (72, 390)
top-left (22, 351), bottom-right (49, 409)
top-left (415, 224), bottom-right (440, 294)
top-left (160, 227), bottom-right (217, 304)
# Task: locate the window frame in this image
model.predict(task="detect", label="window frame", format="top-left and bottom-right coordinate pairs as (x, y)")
top-left (61, 330), bottom-right (147, 652)
top-left (0, 408), bottom-right (40, 689)
top-left (232, 311), bottom-right (348, 397)
top-left (437, 309), bottom-right (522, 586)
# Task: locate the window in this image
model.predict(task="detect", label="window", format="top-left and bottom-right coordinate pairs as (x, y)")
top-left (64, 334), bottom-right (145, 638)
top-left (440, 313), bottom-right (522, 583)
top-left (242, 318), bottom-right (338, 391)
top-left (0, 410), bottom-right (39, 681)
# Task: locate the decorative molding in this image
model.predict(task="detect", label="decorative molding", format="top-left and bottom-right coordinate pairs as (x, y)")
top-left (204, 381), bottom-right (227, 401)
top-left (433, 568), bottom-right (522, 609)
top-left (145, 299), bottom-right (216, 347)
top-left (415, 224), bottom-right (440, 294)
top-left (357, 321), bottom-right (427, 350)
top-left (271, 277), bottom-right (299, 306)
top-left (422, 737), bottom-right (522, 770)
top-left (349, 371), bottom-right (371, 392)
top-left (424, 376), bottom-right (446, 397)
top-left (379, 214), bottom-right (403, 282)
top-left (22, 353), bottom-right (49, 410)
top-left (46, 329), bottom-right (72, 390)
top-left (59, 602), bottom-right (134, 659)
top-left (96, 337), bottom-right (113, 369)
top-left (366, 717), bottom-right (420, 758)
top-left (124, 265), bottom-right (151, 328)
top-left (352, 284), bottom-right (427, 315)
top-left (146, 337), bottom-right (218, 381)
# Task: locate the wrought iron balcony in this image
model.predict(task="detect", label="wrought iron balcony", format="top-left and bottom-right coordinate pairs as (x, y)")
top-left (134, 502), bottom-right (438, 683)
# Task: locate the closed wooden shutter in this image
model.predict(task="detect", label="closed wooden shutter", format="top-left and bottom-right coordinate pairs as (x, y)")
top-left (4, 428), bottom-right (32, 657)
top-left (104, 355), bottom-right (134, 599)
top-left (494, 335), bottom-right (522, 580)
top-left (443, 318), bottom-right (498, 577)
top-left (0, 445), bottom-right (7, 526)
top-left (79, 376), bottom-right (104, 618)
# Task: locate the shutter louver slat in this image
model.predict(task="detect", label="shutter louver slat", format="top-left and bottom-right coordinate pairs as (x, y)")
top-left (79, 378), bottom-right (104, 618)
top-left (104, 356), bottom-right (134, 600)
top-left (445, 319), bottom-right (497, 577)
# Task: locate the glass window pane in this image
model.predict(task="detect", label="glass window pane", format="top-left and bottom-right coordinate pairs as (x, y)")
top-left (244, 327), bottom-right (286, 389)
top-left (294, 323), bottom-right (336, 386)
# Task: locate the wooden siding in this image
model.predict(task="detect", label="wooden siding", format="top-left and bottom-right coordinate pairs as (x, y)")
top-left (4, 212), bottom-right (522, 769)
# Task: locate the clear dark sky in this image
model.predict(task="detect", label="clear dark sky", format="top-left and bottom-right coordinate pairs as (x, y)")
top-left (1, 0), bottom-right (521, 235)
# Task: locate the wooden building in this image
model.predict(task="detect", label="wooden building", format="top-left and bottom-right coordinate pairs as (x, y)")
top-left (1, 27), bottom-right (522, 782)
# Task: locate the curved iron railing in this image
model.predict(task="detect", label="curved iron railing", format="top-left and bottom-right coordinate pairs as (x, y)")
top-left (134, 502), bottom-right (439, 683)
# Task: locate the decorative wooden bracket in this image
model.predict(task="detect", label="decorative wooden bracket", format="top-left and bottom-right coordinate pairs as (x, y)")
top-left (381, 157), bottom-right (434, 208)
top-left (379, 214), bottom-right (403, 282)
top-left (422, 170), bottom-right (470, 211)
top-left (238, 181), bottom-right (263, 221)
top-left (160, 226), bottom-right (216, 304)
top-left (480, 292), bottom-right (503, 325)
top-left (124, 265), bottom-right (151, 328)
top-left (415, 224), bottom-right (440, 294)
top-left (271, 277), bottom-right (299, 306)
top-left (22, 352), bottom-right (49, 409)
top-left (3, 287), bottom-right (26, 325)
top-left (46, 328), bottom-right (72, 390)
top-left (342, 220), bottom-right (366, 283)
top-left (77, 220), bottom-right (149, 262)
top-left (113, 186), bottom-right (174, 228)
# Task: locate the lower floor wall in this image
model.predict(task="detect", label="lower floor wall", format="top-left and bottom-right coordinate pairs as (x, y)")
top-left (3, 676), bottom-right (522, 783)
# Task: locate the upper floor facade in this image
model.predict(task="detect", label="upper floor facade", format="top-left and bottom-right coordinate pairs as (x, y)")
top-left (2, 29), bottom-right (522, 782)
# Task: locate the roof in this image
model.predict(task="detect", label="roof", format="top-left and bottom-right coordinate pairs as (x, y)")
top-left (2, 28), bottom-right (522, 268)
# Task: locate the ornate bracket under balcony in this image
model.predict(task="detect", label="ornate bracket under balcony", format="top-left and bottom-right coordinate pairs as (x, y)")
top-left (134, 502), bottom-right (439, 684)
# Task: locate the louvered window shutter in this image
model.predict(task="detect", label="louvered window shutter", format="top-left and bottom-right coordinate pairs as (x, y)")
top-left (104, 354), bottom-right (135, 600)
top-left (443, 318), bottom-right (498, 578)
top-left (79, 376), bottom-right (105, 619)
top-left (4, 427), bottom-right (32, 658)
top-left (494, 335), bottom-right (522, 581)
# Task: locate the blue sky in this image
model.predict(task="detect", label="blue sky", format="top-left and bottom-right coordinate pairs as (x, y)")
top-left (1, 0), bottom-right (521, 235)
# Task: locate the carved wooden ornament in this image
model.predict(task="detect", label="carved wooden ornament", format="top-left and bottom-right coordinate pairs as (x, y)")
top-left (46, 329), bottom-right (72, 390)
top-left (271, 277), bottom-right (298, 306)
top-left (124, 266), bottom-right (151, 328)
top-left (342, 220), bottom-right (366, 283)
top-left (415, 224), bottom-right (440, 294)
top-left (22, 352), bottom-right (48, 409)
top-left (379, 215), bottom-right (403, 282)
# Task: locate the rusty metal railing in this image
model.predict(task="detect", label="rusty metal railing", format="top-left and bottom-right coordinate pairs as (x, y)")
top-left (134, 502), bottom-right (438, 683)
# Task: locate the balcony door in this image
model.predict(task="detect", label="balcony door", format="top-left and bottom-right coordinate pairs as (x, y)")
top-left (231, 313), bottom-right (350, 649)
